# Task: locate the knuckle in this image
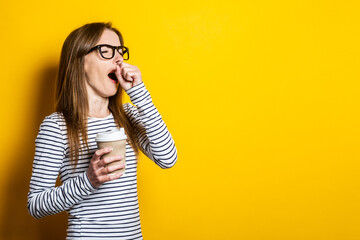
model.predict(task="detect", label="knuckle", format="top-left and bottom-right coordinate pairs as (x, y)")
top-left (95, 172), bottom-right (101, 179)
top-left (94, 171), bottom-right (102, 179)
top-left (102, 157), bottom-right (108, 164)
top-left (103, 156), bottom-right (112, 164)
top-left (94, 150), bottom-right (102, 157)
top-left (98, 176), bottom-right (105, 184)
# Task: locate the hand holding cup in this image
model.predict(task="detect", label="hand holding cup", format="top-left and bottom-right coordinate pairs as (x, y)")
top-left (87, 128), bottom-right (128, 189)
top-left (87, 148), bottom-right (125, 189)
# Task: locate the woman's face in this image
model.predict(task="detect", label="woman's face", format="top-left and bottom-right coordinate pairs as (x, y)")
top-left (84, 29), bottom-right (123, 99)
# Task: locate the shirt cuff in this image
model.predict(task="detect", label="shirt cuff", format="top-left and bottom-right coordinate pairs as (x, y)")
top-left (125, 82), bottom-right (150, 107)
top-left (81, 171), bottom-right (97, 192)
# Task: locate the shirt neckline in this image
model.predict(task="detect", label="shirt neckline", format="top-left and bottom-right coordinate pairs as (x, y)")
top-left (88, 112), bottom-right (113, 120)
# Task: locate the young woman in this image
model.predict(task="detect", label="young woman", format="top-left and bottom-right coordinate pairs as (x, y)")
top-left (28, 22), bottom-right (177, 239)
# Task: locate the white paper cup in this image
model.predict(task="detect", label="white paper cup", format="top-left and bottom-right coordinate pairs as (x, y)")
top-left (95, 128), bottom-right (127, 176)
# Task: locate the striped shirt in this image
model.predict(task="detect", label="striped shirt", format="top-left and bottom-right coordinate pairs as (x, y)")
top-left (27, 82), bottom-right (177, 239)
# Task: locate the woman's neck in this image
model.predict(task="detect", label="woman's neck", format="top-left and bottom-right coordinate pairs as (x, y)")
top-left (88, 95), bottom-right (110, 118)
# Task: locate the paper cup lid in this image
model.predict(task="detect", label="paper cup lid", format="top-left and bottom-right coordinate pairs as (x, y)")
top-left (95, 128), bottom-right (127, 142)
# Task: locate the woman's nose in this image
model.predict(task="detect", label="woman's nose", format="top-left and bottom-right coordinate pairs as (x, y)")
top-left (113, 50), bottom-right (124, 64)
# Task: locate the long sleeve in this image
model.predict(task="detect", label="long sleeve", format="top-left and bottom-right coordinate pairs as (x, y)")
top-left (125, 82), bottom-right (178, 168)
top-left (27, 116), bottom-right (95, 219)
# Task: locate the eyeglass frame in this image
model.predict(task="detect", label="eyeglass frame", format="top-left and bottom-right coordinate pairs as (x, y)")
top-left (87, 44), bottom-right (129, 60)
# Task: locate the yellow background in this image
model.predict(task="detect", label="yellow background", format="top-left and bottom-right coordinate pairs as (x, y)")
top-left (0, 0), bottom-right (359, 239)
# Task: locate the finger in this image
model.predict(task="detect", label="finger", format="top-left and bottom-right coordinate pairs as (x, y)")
top-left (119, 64), bottom-right (134, 74)
top-left (98, 155), bottom-right (123, 168)
top-left (119, 62), bottom-right (139, 73)
top-left (100, 162), bottom-right (126, 175)
top-left (119, 61), bottom-right (130, 68)
top-left (92, 147), bottom-right (113, 162)
top-left (123, 71), bottom-right (136, 82)
top-left (120, 67), bottom-right (130, 79)
top-left (99, 171), bottom-right (125, 183)
top-left (115, 65), bottom-right (124, 81)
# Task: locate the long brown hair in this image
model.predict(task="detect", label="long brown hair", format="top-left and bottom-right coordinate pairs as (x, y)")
top-left (55, 22), bottom-right (140, 166)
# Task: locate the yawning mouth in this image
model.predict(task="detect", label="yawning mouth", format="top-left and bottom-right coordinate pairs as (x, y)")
top-left (108, 71), bottom-right (118, 82)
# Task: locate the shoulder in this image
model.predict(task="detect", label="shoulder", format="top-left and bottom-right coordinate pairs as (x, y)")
top-left (46, 112), bottom-right (65, 121)
top-left (41, 112), bottom-right (64, 125)
top-left (38, 112), bottom-right (66, 133)
top-left (35, 113), bottom-right (66, 146)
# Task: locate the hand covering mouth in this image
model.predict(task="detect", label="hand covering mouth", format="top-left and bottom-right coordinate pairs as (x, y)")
top-left (108, 70), bottom-right (118, 81)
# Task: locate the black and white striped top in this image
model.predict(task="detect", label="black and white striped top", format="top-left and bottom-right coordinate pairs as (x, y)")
top-left (27, 83), bottom-right (177, 239)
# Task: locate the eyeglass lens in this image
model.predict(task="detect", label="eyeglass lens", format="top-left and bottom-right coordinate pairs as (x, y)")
top-left (99, 46), bottom-right (128, 60)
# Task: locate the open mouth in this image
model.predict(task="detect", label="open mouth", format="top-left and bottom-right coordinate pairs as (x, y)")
top-left (108, 71), bottom-right (118, 82)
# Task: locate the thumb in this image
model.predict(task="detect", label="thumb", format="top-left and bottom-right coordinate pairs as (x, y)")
top-left (115, 64), bottom-right (124, 82)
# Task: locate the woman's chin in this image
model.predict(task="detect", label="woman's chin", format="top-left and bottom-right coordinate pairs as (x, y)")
top-left (107, 86), bottom-right (120, 97)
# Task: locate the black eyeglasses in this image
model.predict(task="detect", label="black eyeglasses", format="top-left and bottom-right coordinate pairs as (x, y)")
top-left (87, 44), bottom-right (129, 60)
